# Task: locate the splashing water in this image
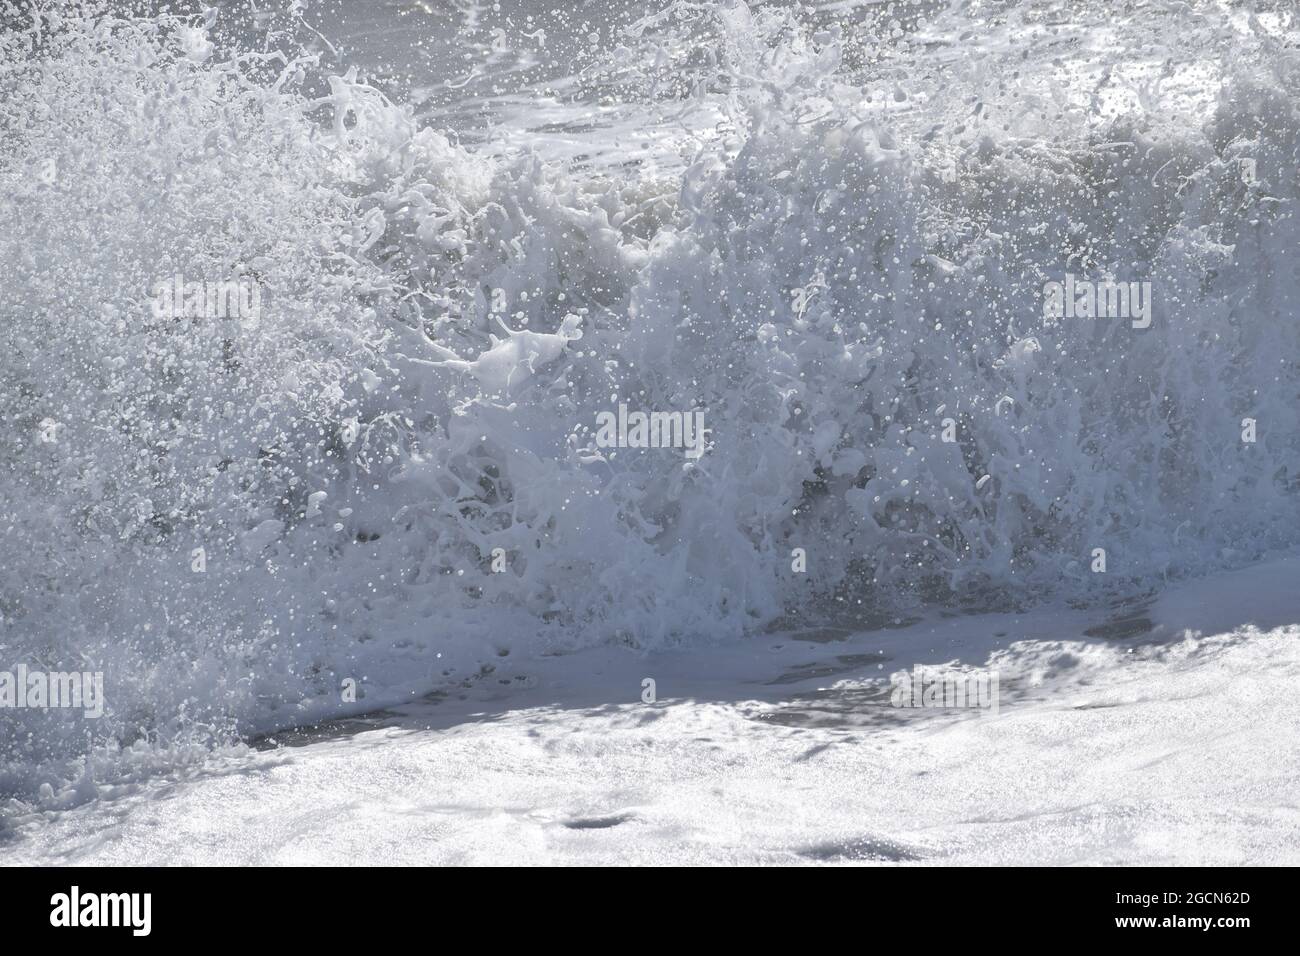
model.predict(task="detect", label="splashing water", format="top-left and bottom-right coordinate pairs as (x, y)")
top-left (1, 0), bottom-right (1297, 799)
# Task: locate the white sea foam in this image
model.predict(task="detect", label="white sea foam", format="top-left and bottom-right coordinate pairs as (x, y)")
top-left (1, 0), bottom-right (1297, 798)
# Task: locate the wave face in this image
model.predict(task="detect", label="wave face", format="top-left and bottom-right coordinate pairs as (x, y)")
top-left (1, 0), bottom-right (1298, 796)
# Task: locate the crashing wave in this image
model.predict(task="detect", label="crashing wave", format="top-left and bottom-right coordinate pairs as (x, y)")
top-left (0, 0), bottom-right (1297, 799)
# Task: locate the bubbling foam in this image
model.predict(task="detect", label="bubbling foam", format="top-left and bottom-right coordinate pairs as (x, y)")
top-left (1, 0), bottom-right (1297, 799)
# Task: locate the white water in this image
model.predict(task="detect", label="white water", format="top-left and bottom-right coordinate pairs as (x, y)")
top-left (1, 0), bottom-right (1298, 821)
top-left (6, 554), bottom-right (1300, 865)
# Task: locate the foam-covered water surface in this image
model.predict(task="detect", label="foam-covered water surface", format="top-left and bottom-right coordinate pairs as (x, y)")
top-left (7, 554), bottom-right (1300, 865)
top-left (1, 0), bottom-right (1297, 803)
